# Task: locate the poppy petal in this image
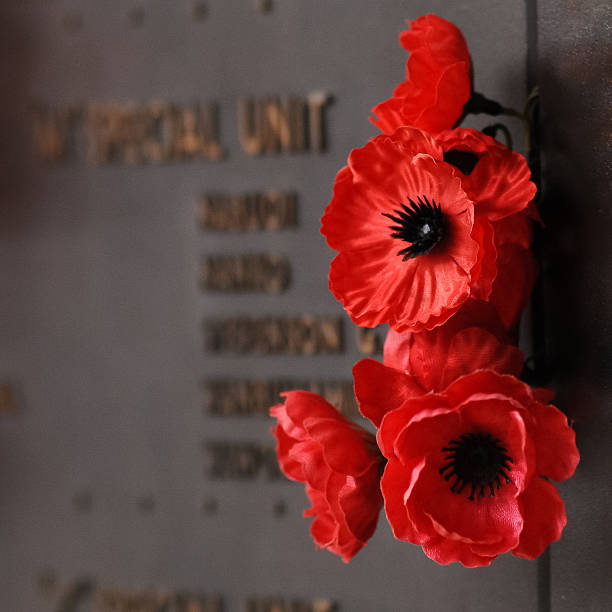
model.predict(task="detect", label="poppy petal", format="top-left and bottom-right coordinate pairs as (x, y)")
top-left (464, 148), bottom-right (536, 221)
top-left (380, 458), bottom-right (432, 545)
top-left (421, 536), bottom-right (497, 567)
top-left (304, 417), bottom-right (378, 477)
top-left (438, 327), bottom-right (524, 389)
top-left (400, 14), bottom-right (470, 64)
top-left (378, 394), bottom-right (451, 460)
top-left (528, 401), bottom-right (579, 481)
top-left (353, 358), bottom-right (424, 427)
top-left (512, 477), bottom-right (567, 559)
top-left (469, 216), bottom-right (498, 301)
top-left (339, 466), bottom-right (383, 544)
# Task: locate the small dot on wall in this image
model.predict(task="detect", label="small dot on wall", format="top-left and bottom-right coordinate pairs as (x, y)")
top-left (201, 497), bottom-right (218, 516)
top-left (255, 0), bottom-right (274, 13)
top-left (192, 2), bottom-right (208, 21)
top-left (128, 6), bottom-right (145, 27)
top-left (72, 490), bottom-right (93, 513)
top-left (273, 499), bottom-right (287, 517)
top-left (136, 494), bottom-right (156, 514)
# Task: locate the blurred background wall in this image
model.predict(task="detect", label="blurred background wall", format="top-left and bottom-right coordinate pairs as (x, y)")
top-left (0, 1), bottom-right (609, 611)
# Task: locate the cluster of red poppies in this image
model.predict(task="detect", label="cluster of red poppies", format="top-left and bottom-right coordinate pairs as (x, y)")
top-left (270, 15), bottom-right (579, 567)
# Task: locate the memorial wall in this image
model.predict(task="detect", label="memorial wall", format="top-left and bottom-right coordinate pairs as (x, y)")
top-left (1, 1), bottom-right (609, 611)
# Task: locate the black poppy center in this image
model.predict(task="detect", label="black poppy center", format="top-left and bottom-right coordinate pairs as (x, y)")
top-left (382, 195), bottom-right (446, 260)
top-left (439, 432), bottom-right (513, 501)
top-left (443, 149), bottom-right (480, 175)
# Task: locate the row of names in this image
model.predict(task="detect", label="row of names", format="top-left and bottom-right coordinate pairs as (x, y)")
top-left (199, 189), bottom-right (382, 420)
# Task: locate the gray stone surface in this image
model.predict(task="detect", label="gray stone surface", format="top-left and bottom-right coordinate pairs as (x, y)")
top-left (537, 2), bottom-right (612, 611)
top-left (0, 2), bottom-right (546, 611)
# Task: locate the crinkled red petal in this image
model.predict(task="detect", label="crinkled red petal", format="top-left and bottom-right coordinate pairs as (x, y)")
top-left (436, 127), bottom-right (501, 157)
top-left (400, 14), bottom-right (470, 65)
top-left (440, 328), bottom-right (524, 390)
top-left (443, 370), bottom-right (534, 408)
top-left (338, 464), bottom-right (383, 544)
top-left (469, 216), bottom-right (497, 301)
top-left (377, 394), bottom-right (451, 460)
top-left (370, 15), bottom-right (470, 135)
top-left (279, 390), bottom-right (344, 442)
top-left (393, 406), bottom-right (461, 465)
top-left (513, 477), bottom-right (567, 559)
top-left (353, 358), bottom-right (425, 428)
top-left (380, 457), bottom-right (432, 545)
top-left (464, 148), bottom-right (536, 221)
top-left (271, 424), bottom-right (307, 482)
top-left (383, 328), bottom-right (414, 372)
top-left (421, 536), bottom-right (497, 567)
top-left (436, 128), bottom-right (537, 221)
top-left (384, 299), bottom-right (513, 378)
top-left (303, 416), bottom-right (379, 478)
top-left (527, 400), bottom-right (580, 481)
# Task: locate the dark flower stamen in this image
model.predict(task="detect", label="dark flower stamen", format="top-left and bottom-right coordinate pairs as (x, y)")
top-left (439, 432), bottom-right (513, 501)
top-left (382, 195), bottom-right (446, 260)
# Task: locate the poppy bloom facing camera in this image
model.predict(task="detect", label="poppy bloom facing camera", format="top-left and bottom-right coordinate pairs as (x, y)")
top-left (270, 391), bottom-right (384, 562)
top-left (321, 127), bottom-right (490, 333)
top-left (353, 368), bottom-right (579, 567)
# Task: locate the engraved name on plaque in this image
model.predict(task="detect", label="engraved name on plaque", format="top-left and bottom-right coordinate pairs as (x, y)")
top-left (201, 253), bottom-right (291, 293)
top-left (204, 379), bottom-right (358, 418)
top-left (204, 441), bottom-right (283, 481)
top-left (199, 191), bottom-right (298, 232)
top-left (203, 316), bottom-right (343, 355)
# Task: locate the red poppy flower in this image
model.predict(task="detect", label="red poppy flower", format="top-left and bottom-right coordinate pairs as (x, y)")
top-left (354, 300), bottom-right (523, 426)
top-left (270, 391), bottom-right (384, 562)
top-left (321, 127), bottom-right (485, 333)
top-left (435, 128), bottom-right (538, 325)
top-left (353, 368), bottom-right (579, 566)
top-left (436, 128), bottom-right (537, 222)
top-left (371, 14), bottom-right (471, 134)
top-left (384, 299), bottom-right (523, 384)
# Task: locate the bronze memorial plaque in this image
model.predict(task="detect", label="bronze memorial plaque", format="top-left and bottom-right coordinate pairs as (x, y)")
top-left (0, 2), bottom-right (570, 611)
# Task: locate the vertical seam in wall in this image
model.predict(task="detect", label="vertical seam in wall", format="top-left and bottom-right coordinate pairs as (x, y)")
top-left (526, 0), bottom-right (539, 92)
top-left (526, 1), bottom-right (552, 612)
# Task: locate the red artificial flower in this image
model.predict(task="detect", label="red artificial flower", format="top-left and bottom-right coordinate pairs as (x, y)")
top-left (436, 128), bottom-right (539, 326)
top-left (353, 367), bottom-right (579, 567)
top-left (321, 125), bottom-right (536, 333)
top-left (321, 127), bottom-right (483, 333)
top-left (384, 299), bottom-right (523, 386)
top-left (270, 391), bottom-right (384, 562)
top-left (371, 14), bottom-right (471, 134)
top-left (435, 128), bottom-right (537, 223)
top-left (354, 300), bottom-right (524, 426)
